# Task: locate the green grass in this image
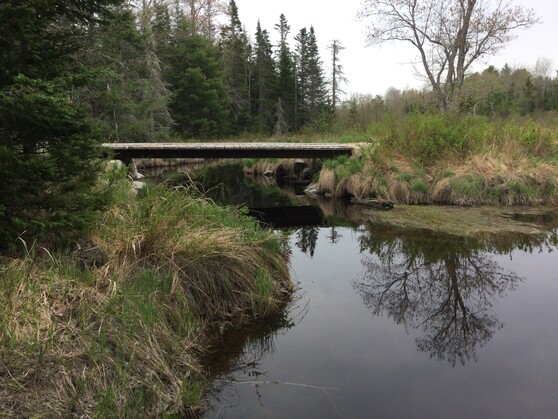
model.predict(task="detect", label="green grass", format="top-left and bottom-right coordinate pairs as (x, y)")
top-left (323, 155), bottom-right (365, 180)
top-left (397, 172), bottom-right (413, 182)
top-left (411, 179), bottom-right (429, 193)
top-left (0, 183), bottom-right (292, 417)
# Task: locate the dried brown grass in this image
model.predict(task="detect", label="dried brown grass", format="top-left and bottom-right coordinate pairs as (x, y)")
top-left (0, 187), bottom-right (292, 417)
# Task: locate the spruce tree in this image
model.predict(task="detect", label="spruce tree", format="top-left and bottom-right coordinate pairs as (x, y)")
top-left (138, 0), bottom-right (174, 141)
top-left (252, 21), bottom-right (278, 133)
top-left (0, 0), bottom-right (121, 247)
top-left (220, 0), bottom-right (252, 131)
top-left (306, 27), bottom-right (329, 122)
top-left (294, 27), bottom-right (310, 129)
top-left (274, 14), bottom-right (296, 133)
top-left (167, 19), bottom-right (230, 138)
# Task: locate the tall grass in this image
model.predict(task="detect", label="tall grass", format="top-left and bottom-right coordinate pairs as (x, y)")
top-left (370, 112), bottom-right (557, 163)
top-left (309, 112), bottom-right (558, 206)
top-left (0, 184), bottom-right (292, 417)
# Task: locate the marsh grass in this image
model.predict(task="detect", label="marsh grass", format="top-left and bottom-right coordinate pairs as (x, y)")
top-left (306, 114), bottom-right (558, 206)
top-left (0, 184), bottom-right (292, 417)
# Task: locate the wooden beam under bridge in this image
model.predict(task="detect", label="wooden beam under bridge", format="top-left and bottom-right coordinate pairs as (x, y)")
top-left (102, 142), bottom-right (355, 160)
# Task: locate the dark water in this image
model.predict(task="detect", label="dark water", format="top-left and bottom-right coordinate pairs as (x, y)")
top-left (151, 163), bottom-right (558, 418)
top-left (202, 226), bottom-right (558, 418)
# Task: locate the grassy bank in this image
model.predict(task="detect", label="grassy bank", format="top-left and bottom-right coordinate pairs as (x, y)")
top-left (0, 185), bottom-right (292, 417)
top-left (309, 114), bottom-right (558, 206)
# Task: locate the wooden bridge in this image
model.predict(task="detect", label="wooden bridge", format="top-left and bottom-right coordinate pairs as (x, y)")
top-left (102, 142), bottom-right (355, 160)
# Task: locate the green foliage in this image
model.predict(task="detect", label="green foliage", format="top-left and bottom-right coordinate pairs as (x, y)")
top-left (242, 158), bottom-right (258, 168)
top-left (0, 77), bottom-right (109, 247)
top-left (394, 112), bottom-right (487, 161)
top-left (252, 22), bottom-right (278, 133)
top-left (167, 26), bottom-right (230, 138)
top-left (0, 0), bottom-right (123, 248)
top-left (74, 5), bottom-right (173, 143)
top-left (220, 1), bottom-right (252, 132)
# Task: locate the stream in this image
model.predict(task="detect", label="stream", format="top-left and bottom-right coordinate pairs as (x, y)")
top-left (151, 162), bottom-right (558, 418)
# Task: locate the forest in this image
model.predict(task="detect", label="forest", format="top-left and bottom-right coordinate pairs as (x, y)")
top-left (2, 0), bottom-right (558, 245)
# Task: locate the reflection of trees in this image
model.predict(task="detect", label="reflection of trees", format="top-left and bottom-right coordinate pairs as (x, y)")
top-left (296, 226), bottom-right (320, 256)
top-left (326, 226), bottom-right (342, 244)
top-left (355, 229), bottom-right (525, 366)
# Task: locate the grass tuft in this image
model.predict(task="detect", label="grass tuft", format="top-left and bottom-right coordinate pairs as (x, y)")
top-left (0, 184), bottom-right (292, 417)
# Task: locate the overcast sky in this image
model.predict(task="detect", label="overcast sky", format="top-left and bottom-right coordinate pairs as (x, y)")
top-left (233, 0), bottom-right (557, 99)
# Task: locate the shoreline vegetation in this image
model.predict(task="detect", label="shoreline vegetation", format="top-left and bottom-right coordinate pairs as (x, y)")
top-left (244, 113), bottom-right (558, 207)
top-left (0, 183), bottom-right (292, 417)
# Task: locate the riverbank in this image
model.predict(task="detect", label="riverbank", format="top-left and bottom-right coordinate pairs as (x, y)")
top-left (245, 115), bottom-right (558, 206)
top-left (0, 184), bottom-right (292, 417)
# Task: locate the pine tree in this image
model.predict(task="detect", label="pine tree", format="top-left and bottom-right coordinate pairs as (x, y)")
top-left (252, 21), bottom-right (278, 133)
top-left (220, 0), bottom-right (252, 131)
top-left (274, 14), bottom-right (296, 132)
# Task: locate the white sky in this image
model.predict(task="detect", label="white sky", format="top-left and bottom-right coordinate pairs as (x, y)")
top-left (233, 0), bottom-right (558, 99)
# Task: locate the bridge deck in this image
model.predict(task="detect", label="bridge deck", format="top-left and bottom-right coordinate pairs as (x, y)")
top-left (102, 142), bottom-right (355, 160)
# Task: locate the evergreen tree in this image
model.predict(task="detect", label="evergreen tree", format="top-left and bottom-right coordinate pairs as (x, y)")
top-left (274, 14), bottom-right (296, 132)
top-left (220, 0), bottom-right (252, 131)
top-left (252, 21), bottom-right (278, 133)
top-left (0, 0), bottom-right (122, 246)
top-left (167, 19), bottom-right (229, 138)
top-left (294, 27), bottom-right (310, 129)
top-left (72, 5), bottom-right (143, 141)
top-left (305, 27), bottom-right (328, 123)
top-left (73, 2), bottom-right (173, 142)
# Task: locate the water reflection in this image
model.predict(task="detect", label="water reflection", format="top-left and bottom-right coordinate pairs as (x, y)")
top-left (202, 301), bottom-right (308, 413)
top-left (295, 226), bottom-right (320, 257)
top-left (354, 229), bottom-right (555, 366)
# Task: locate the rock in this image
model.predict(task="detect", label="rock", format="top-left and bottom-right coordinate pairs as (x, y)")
top-left (304, 183), bottom-right (320, 197)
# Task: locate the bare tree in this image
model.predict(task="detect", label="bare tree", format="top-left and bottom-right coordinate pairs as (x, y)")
top-left (328, 39), bottom-right (348, 111)
top-left (172, 0), bottom-right (226, 39)
top-left (358, 0), bottom-right (539, 112)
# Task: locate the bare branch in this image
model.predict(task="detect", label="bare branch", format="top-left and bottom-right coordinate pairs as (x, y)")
top-left (358, 0), bottom-right (539, 111)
